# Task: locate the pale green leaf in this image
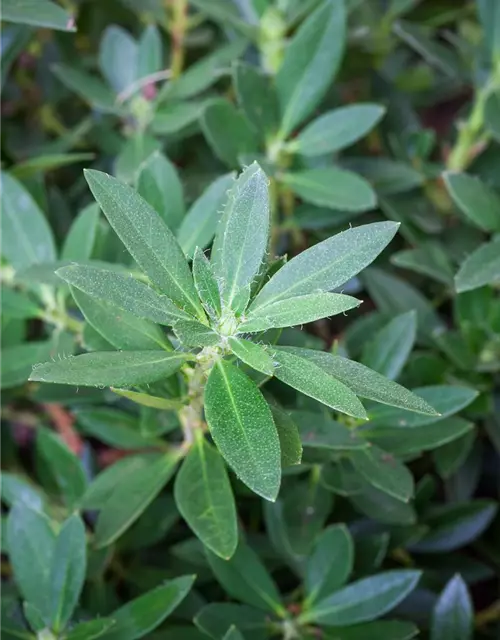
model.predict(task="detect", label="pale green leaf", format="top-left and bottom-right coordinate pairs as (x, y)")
top-left (430, 574), bottom-right (473, 640)
top-left (173, 319), bottom-right (220, 348)
top-left (267, 402), bottom-right (302, 467)
top-left (62, 204), bottom-right (100, 262)
top-left (137, 152), bottom-right (184, 231)
top-left (444, 171), bottom-right (500, 232)
top-left (137, 25), bottom-right (162, 78)
top-left (99, 26), bottom-right (138, 94)
top-left (228, 337), bottom-right (275, 375)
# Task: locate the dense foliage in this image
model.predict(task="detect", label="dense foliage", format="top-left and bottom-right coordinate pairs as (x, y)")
top-left (1, 1), bottom-right (500, 639)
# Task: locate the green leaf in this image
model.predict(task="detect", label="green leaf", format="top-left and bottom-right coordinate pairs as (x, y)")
top-left (11, 153), bottom-right (94, 179)
top-left (349, 446), bottom-right (414, 502)
top-left (281, 347), bottom-right (437, 415)
top-left (234, 62), bottom-right (279, 138)
top-left (62, 204), bottom-right (100, 262)
top-left (137, 152), bottom-right (184, 231)
top-left (6, 503), bottom-right (56, 618)
top-left (323, 621), bottom-right (419, 640)
top-left (292, 104), bottom-right (385, 156)
top-left (251, 222), bottom-right (398, 310)
top-left (1, 172), bottom-right (56, 271)
top-left (300, 570), bottom-right (421, 626)
top-left (304, 525), bottom-right (353, 608)
top-left (71, 287), bottom-right (171, 351)
top-left (115, 133), bottom-right (160, 184)
top-left (204, 360), bottom-right (281, 501)
top-left (201, 100), bottom-right (258, 167)
top-left (211, 163), bottom-right (269, 308)
top-left (48, 515), bottom-right (86, 633)
top-left (137, 25), bottom-right (162, 78)
top-left (2, 0), bottom-right (75, 31)
top-left (362, 311), bottom-right (416, 380)
top-left (151, 100), bottom-right (206, 135)
top-left (99, 25), bottom-right (138, 94)
top-left (1, 289), bottom-right (42, 320)
top-left (177, 174), bottom-right (234, 259)
top-left (485, 89), bottom-right (500, 142)
top-left (61, 265), bottom-right (190, 327)
top-left (84, 170), bottom-right (204, 320)
top-left (430, 574), bottom-right (473, 640)
top-left (293, 411), bottom-right (367, 450)
top-left (391, 242), bottom-right (454, 285)
top-left (110, 387), bottom-right (183, 411)
top-left (192, 248), bottom-right (222, 318)
top-left (195, 603), bottom-right (269, 640)
top-left (223, 627), bottom-right (245, 640)
top-left (455, 240), bottom-right (500, 292)
top-left (443, 171), bottom-right (500, 232)
top-left (367, 385), bottom-right (478, 428)
top-left (102, 576), bottom-right (195, 640)
top-left (1, 473), bottom-right (44, 511)
top-left (65, 618), bottom-right (115, 640)
top-left (228, 337), bottom-right (275, 376)
top-left (52, 64), bottom-right (119, 113)
top-left (240, 292), bottom-right (360, 332)
top-left (75, 408), bottom-right (160, 450)
top-left (272, 349), bottom-right (367, 419)
top-left (173, 320), bottom-right (220, 347)
top-left (433, 429), bottom-right (476, 479)
top-left (477, 0), bottom-right (500, 61)
top-left (29, 351), bottom-right (192, 388)
top-left (281, 169), bottom-right (376, 212)
top-left (206, 541), bottom-right (284, 616)
top-left (344, 158), bottom-right (424, 195)
top-left (174, 433), bottom-right (238, 559)
top-left (36, 429), bottom-right (87, 508)
top-left (94, 452), bottom-right (179, 548)
top-left (267, 402), bottom-right (302, 467)
top-left (1, 341), bottom-right (54, 390)
top-left (276, 0), bottom-right (346, 137)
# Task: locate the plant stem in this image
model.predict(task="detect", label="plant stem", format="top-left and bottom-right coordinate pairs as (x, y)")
top-left (169, 0), bottom-right (188, 80)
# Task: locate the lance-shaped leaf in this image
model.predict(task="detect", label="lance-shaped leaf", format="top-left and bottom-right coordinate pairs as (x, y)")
top-left (281, 348), bottom-right (438, 415)
top-left (202, 100), bottom-right (258, 167)
top-left (455, 239), bottom-right (500, 292)
top-left (59, 265), bottom-right (192, 326)
top-left (228, 337), bottom-right (275, 376)
top-left (292, 104), bottom-right (385, 156)
top-left (276, 0), bottom-right (346, 137)
top-left (443, 171), bottom-right (500, 232)
top-left (251, 222), bottom-right (399, 311)
top-left (29, 351), bottom-right (192, 388)
top-left (204, 360), bottom-right (281, 501)
top-left (239, 292), bottom-right (360, 332)
top-left (173, 320), bottom-right (220, 348)
top-left (84, 170), bottom-right (204, 320)
top-left (211, 163), bottom-right (270, 308)
top-left (272, 349), bottom-right (367, 419)
top-left (234, 62), bottom-right (279, 137)
top-left (430, 574), bottom-right (473, 640)
top-left (2, 0), bottom-right (76, 31)
top-left (349, 446), bottom-right (414, 502)
top-left (177, 173), bottom-right (234, 259)
top-left (137, 151), bottom-right (184, 231)
top-left (192, 247), bottom-right (222, 317)
top-left (174, 433), bottom-right (238, 559)
top-left (61, 204), bottom-right (100, 262)
top-left (293, 411), bottom-right (368, 450)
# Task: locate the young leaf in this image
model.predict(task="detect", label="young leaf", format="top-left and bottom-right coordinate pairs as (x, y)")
top-left (103, 576), bottom-right (195, 640)
top-left (1, 171), bottom-right (56, 271)
top-left (192, 248), bottom-right (222, 317)
top-left (361, 311), bottom-right (417, 380)
top-left (234, 62), bottom-right (279, 137)
top-left (137, 152), bottom-right (184, 231)
top-left (272, 349), bottom-right (367, 419)
top-left (174, 433), bottom-right (238, 559)
top-left (228, 337), bottom-right (275, 376)
top-left (29, 351), bottom-right (192, 388)
top-left (71, 287), bottom-right (171, 351)
top-left (201, 100), bottom-right (258, 167)
top-left (211, 163), bottom-right (270, 308)
top-left (36, 429), bottom-right (87, 508)
top-left (300, 570), bottom-right (421, 626)
top-left (177, 174), bottom-right (234, 259)
top-left (206, 541), bottom-right (284, 616)
top-left (292, 104), bottom-right (385, 156)
top-left (48, 515), bottom-right (87, 633)
top-left (349, 446), bottom-right (414, 502)
top-left (251, 222), bottom-right (399, 311)
top-left (276, 0), bottom-right (346, 136)
top-left (239, 292), bottom-right (360, 332)
top-left (430, 574), bottom-right (473, 640)
top-left (61, 204), bottom-right (100, 262)
top-left (281, 169), bottom-right (377, 212)
top-left (173, 320), bottom-right (220, 347)
top-left (455, 240), bottom-right (500, 292)
top-left (2, 0), bottom-right (76, 31)
top-left (287, 348), bottom-right (437, 415)
top-left (84, 170), bottom-right (205, 320)
top-left (443, 171), bottom-right (500, 232)
top-left (60, 265), bottom-right (191, 326)
top-left (204, 360), bottom-right (281, 501)
top-left (6, 503), bottom-right (56, 619)
top-left (304, 525), bottom-right (353, 608)
top-left (94, 452), bottom-right (179, 548)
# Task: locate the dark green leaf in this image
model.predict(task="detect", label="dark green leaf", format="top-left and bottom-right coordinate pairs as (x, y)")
top-left (192, 248), bottom-right (222, 318)
top-left (2, 341), bottom-right (54, 389)
top-left (444, 171), bottom-right (500, 232)
top-left (293, 411), bottom-right (367, 450)
top-left (173, 320), bottom-right (220, 347)
top-left (323, 621), bottom-right (419, 640)
top-left (195, 603), bottom-right (269, 640)
top-left (137, 152), bottom-right (184, 231)
top-left (455, 240), bottom-right (500, 292)
top-left (65, 618), bottom-right (115, 640)
top-left (137, 25), bottom-right (162, 78)
top-left (52, 64), bottom-right (118, 113)
top-left (267, 402), bottom-right (302, 467)
top-left (2, 0), bottom-right (75, 31)
top-left (1, 289), bottom-right (42, 320)
top-left (362, 311), bottom-right (416, 380)
top-left (175, 433), bottom-right (238, 559)
top-left (350, 445), bottom-right (414, 502)
top-left (205, 360), bottom-right (281, 501)
top-left (75, 408), bottom-right (160, 450)
top-left (62, 204), bottom-right (100, 262)
top-left (234, 62), bottom-right (279, 138)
